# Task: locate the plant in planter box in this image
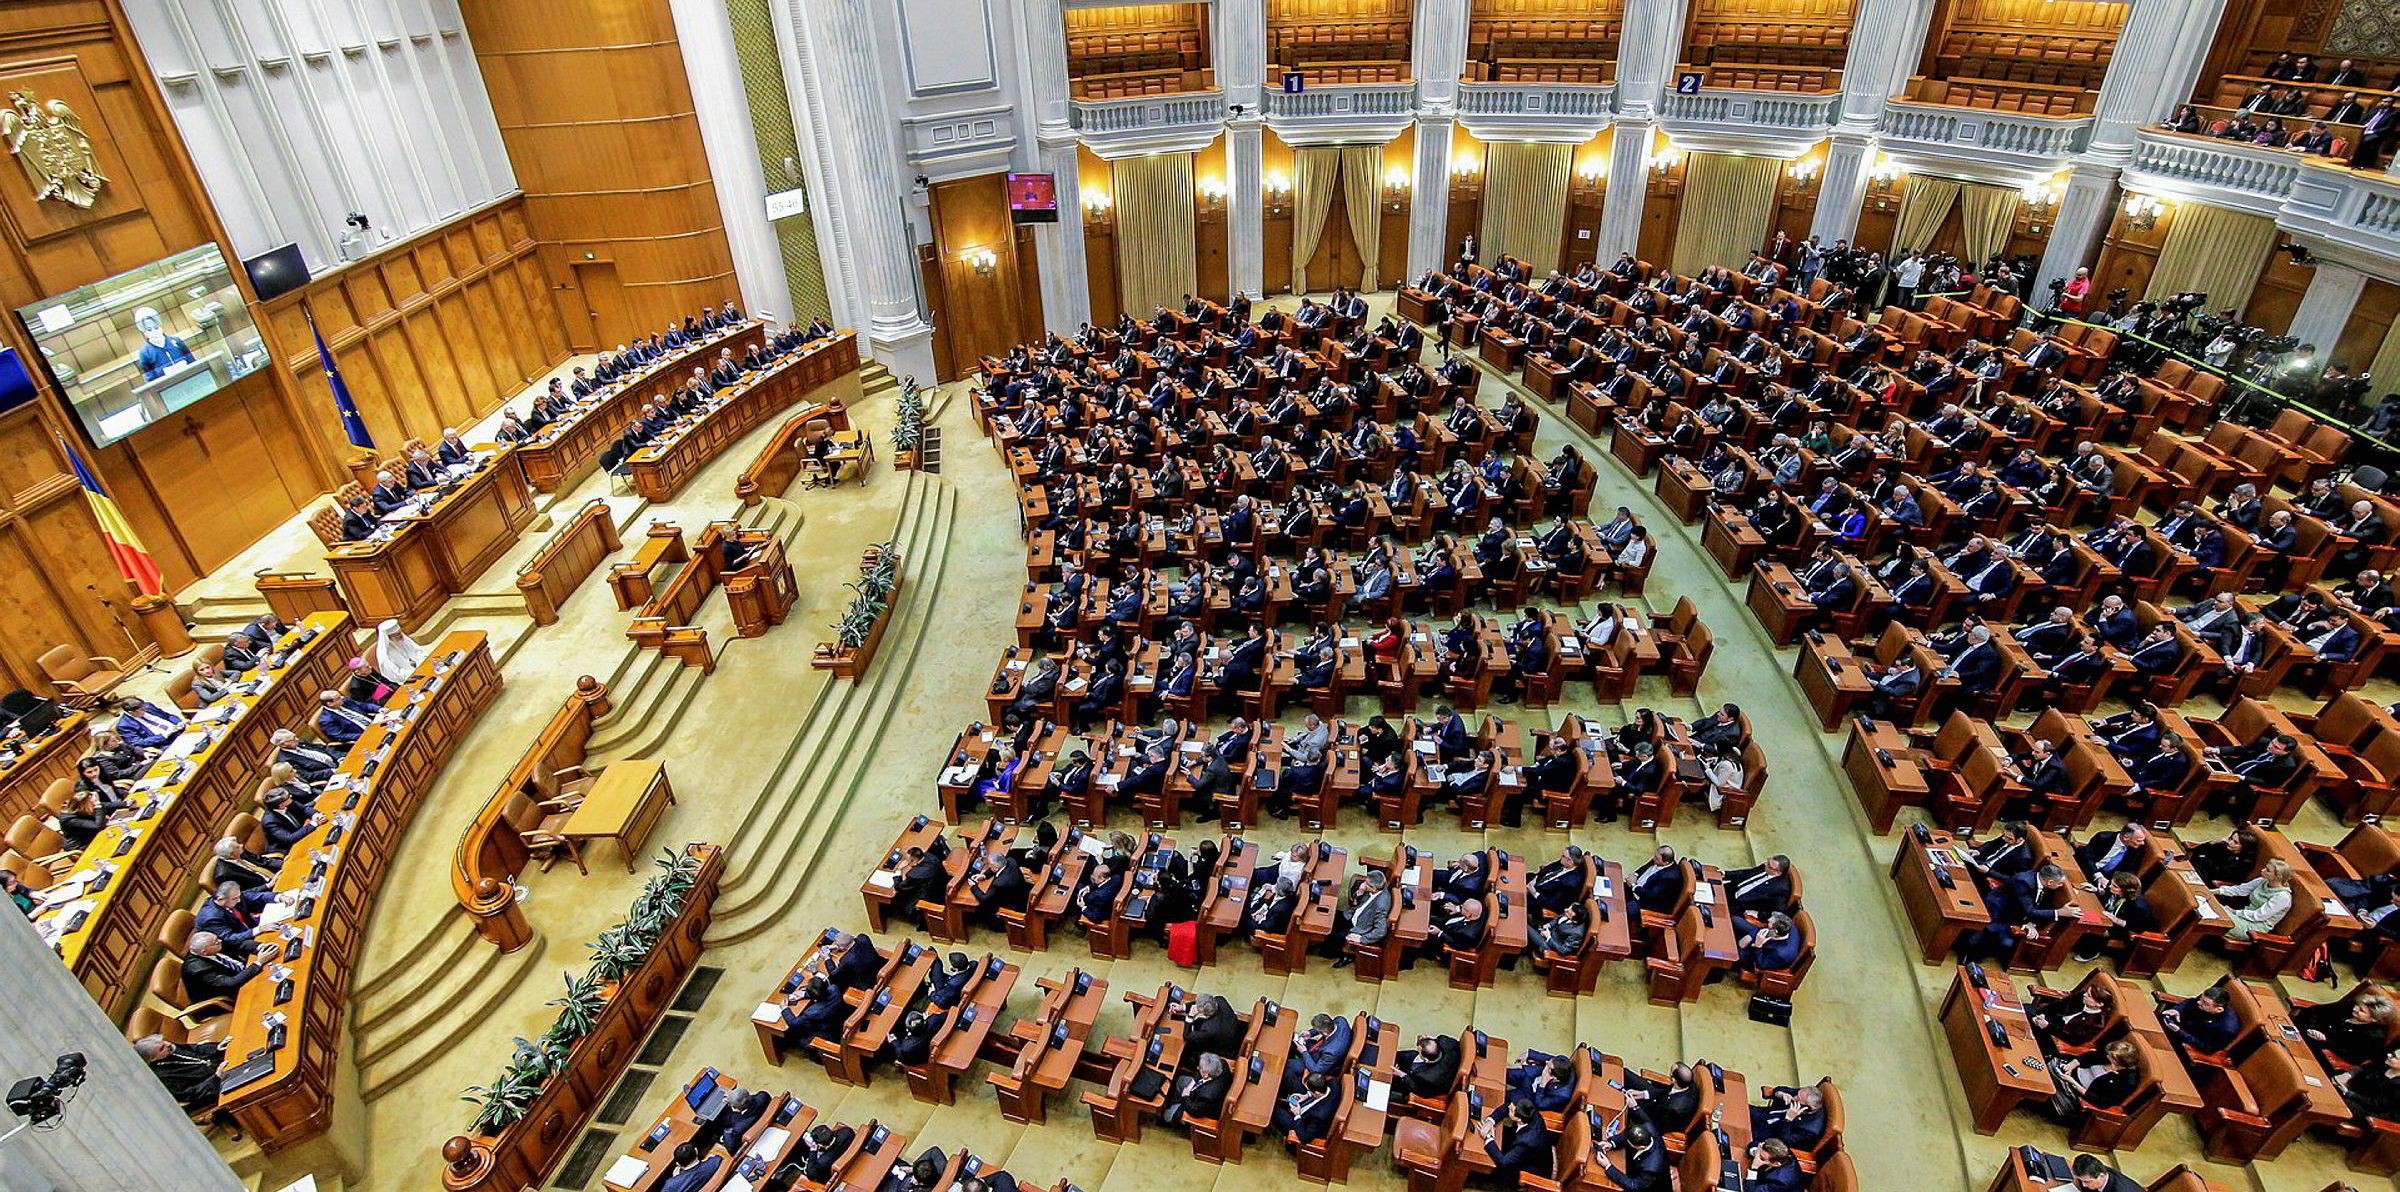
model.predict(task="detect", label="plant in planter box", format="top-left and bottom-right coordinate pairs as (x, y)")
top-left (587, 922), bottom-right (653, 984)
top-left (547, 970), bottom-right (609, 1041)
top-left (463, 1056), bottom-right (544, 1133)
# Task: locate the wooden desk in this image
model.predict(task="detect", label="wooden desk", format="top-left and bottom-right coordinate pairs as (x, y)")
top-left (1746, 561), bottom-right (1815, 646)
top-left (0, 707), bottom-right (88, 829)
top-left (217, 633), bottom-right (501, 1150)
top-left (1939, 965), bottom-right (2057, 1133)
top-left (1891, 829), bottom-right (1991, 964)
top-left (515, 320), bottom-right (766, 492)
top-left (1796, 631), bottom-right (1874, 731)
top-left (1702, 508), bottom-right (1769, 577)
top-left (989, 969), bottom-right (1107, 1123)
top-left (628, 333), bottom-right (859, 500)
top-left (910, 956), bottom-right (1019, 1104)
top-left (327, 453), bottom-right (536, 631)
top-left (28, 612), bottom-right (354, 1014)
top-left (1844, 717), bottom-right (1931, 833)
top-left (561, 759), bottom-right (675, 872)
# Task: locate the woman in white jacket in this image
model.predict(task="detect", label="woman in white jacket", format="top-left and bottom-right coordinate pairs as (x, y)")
top-left (2213, 859), bottom-right (2295, 941)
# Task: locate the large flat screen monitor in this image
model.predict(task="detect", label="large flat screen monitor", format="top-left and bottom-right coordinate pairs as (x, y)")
top-left (16, 243), bottom-right (269, 446)
top-left (1007, 172), bottom-right (1059, 224)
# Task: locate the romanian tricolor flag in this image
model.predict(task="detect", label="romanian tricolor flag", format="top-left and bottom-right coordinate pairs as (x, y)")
top-left (59, 434), bottom-right (163, 597)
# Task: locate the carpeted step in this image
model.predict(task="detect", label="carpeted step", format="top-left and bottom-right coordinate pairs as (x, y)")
top-left (356, 921), bottom-right (550, 1100)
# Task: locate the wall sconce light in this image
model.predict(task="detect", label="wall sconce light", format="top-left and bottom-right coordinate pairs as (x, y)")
top-left (1451, 154), bottom-right (1481, 179)
top-left (2020, 175), bottom-right (2065, 210)
top-left (2122, 193), bottom-right (2167, 231)
top-left (1866, 155), bottom-right (1902, 185)
top-left (1083, 188), bottom-right (1112, 215)
top-left (1265, 171), bottom-right (1292, 197)
top-left (963, 247), bottom-right (998, 276)
top-left (1576, 159), bottom-right (1606, 183)
top-left (1647, 149), bottom-right (1683, 175)
top-left (1786, 158), bottom-right (1819, 184)
top-left (1197, 176), bottom-right (1229, 202)
top-left (1385, 166), bottom-right (1411, 192)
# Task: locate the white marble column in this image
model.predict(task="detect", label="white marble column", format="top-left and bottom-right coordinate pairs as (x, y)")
top-left (1219, 0), bottom-right (1267, 300)
top-left (1406, 0), bottom-right (1470, 282)
top-left (0, 913), bottom-right (241, 1191)
top-left (1613, 0), bottom-right (1688, 122)
top-left (2288, 261), bottom-right (2370, 355)
top-left (780, 0), bottom-right (935, 377)
top-left (1833, 0), bottom-right (1934, 131)
top-left (1229, 120), bottom-right (1266, 299)
top-left (1021, 0), bottom-right (1090, 331)
top-left (1408, 116), bottom-right (1455, 277)
top-left (2033, 161), bottom-right (2121, 295)
top-left (2088, 0), bottom-right (2230, 160)
top-left (1810, 135), bottom-right (1873, 244)
top-left (669, 0), bottom-right (790, 318)
top-left (1596, 122), bottom-right (1653, 262)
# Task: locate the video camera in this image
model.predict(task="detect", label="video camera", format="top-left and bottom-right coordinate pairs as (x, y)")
top-left (6, 1053), bottom-right (86, 1128)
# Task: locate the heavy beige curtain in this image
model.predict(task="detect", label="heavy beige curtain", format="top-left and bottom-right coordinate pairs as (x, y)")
top-left (1114, 152), bottom-right (1198, 314)
top-left (1959, 184), bottom-right (2020, 266)
top-left (2368, 320), bottom-right (2400, 399)
top-left (1341, 144), bottom-right (1383, 290)
top-left (1891, 176), bottom-right (1962, 255)
top-left (1291, 148), bottom-right (1342, 295)
top-left (1478, 141), bottom-right (1573, 275)
top-left (1670, 152), bottom-right (1780, 276)
top-left (2143, 204), bottom-right (2280, 314)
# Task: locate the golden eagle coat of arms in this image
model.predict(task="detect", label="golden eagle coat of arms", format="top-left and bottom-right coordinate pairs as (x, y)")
top-left (1, 89), bottom-right (106, 209)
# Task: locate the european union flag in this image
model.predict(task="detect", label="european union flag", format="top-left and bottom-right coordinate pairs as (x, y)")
top-left (306, 307), bottom-right (375, 451)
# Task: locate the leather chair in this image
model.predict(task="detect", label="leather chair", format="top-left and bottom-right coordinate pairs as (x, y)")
top-left (37, 644), bottom-right (127, 707)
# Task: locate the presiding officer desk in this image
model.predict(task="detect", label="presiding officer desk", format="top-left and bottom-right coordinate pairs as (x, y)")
top-left (516, 320), bottom-right (767, 493)
top-left (28, 612), bottom-right (354, 1012)
top-left (326, 448), bottom-right (536, 630)
top-left (216, 631), bottom-right (500, 1150)
top-left (626, 331), bottom-right (860, 501)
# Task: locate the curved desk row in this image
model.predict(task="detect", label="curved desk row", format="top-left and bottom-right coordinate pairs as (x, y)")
top-left (627, 331), bottom-right (860, 501)
top-left (514, 321), bottom-right (768, 493)
top-left (215, 631), bottom-right (500, 1149)
top-left (325, 453), bottom-right (537, 630)
top-left (30, 613), bottom-right (356, 1013)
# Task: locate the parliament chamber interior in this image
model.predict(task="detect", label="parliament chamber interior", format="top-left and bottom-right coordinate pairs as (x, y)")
top-left (8, 1), bottom-right (2400, 1191)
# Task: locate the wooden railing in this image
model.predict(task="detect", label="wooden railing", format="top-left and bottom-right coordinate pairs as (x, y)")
top-left (616, 521), bottom-right (796, 670)
top-left (252, 571), bottom-right (347, 623)
top-left (625, 332), bottom-right (859, 501)
top-left (440, 843), bottom-right (723, 1192)
top-left (450, 677), bottom-right (610, 951)
top-left (515, 499), bottom-right (620, 626)
top-left (734, 403), bottom-right (857, 506)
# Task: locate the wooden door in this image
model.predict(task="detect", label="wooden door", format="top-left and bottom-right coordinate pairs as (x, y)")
top-left (568, 260), bottom-right (623, 352)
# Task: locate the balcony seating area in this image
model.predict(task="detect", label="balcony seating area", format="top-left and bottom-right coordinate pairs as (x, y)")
top-left (1269, 16), bottom-right (1410, 72)
top-left (1065, 23), bottom-right (1211, 100)
top-left (1691, 63), bottom-right (1844, 94)
top-left (1686, 20), bottom-right (1848, 71)
top-left (1931, 29), bottom-right (2115, 92)
top-left (1465, 16), bottom-right (1620, 82)
top-left (1269, 60), bottom-right (1409, 85)
top-left (1906, 76), bottom-right (2096, 117)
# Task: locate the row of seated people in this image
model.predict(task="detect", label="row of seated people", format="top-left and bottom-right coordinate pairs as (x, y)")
top-left (860, 816), bottom-right (1808, 998)
top-left (605, 1062), bottom-right (1061, 1192)
top-left (123, 626), bottom-right (453, 1113)
top-left (765, 932), bottom-right (1849, 1189)
top-left (327, 429), bottom-right (490, 543)
top-left (587, 317), bottom-right (841, 475)
top-left (949, 693), bottom-right (1758, 832)
top-left (5, 613), bottom-right (386, 885)
top-left (2168, 109), bottom-right (2352, 156)
top-left (1921, 818), bottom-right (2395, 981)
top-left (1961, 961), bottom-right (2398, 1170)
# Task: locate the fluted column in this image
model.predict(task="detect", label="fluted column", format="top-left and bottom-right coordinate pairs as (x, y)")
top-left (1810, 137), bottom-right (1872, 244)
top-left (1409, 115), bottom-right (1456, 276)
top-left (1022, 0), bottom-right (1090, 331)
top-left (2033, 162), bottom-right (2121, 295)
top-left (0, 913), bottom-right (241, 1190)
top-left (1218, 0), bottom-right (1267, 300)
top-left (1405, 0), bottom-right (1470, 281)
top-left (2088, 0), bottom-right (2230, 161)
top-left (2288, 261), bottom-right (2369, 355)
top-left (1596, 124), bottom-right (1652, 262)
top-left (781, 0), bottom-right (934, 374)
top-left (669, 0), bottom-right (789, 317)
top-left (1613, 0), bottom-right (1688, 122)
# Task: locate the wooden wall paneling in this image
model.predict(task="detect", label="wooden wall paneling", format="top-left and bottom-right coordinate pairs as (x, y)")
top-left (920, 246), bottom-right (954, 381)
top-left (2092, 203), bottom-right (2170, 305)
top-left (926, 174), bottom-right (1039, 381)
top-left (462, 0), bottom-right (737, 347)
top-left (1014, 226), bottom-right (1045, 345)
top-left (1945, 0), bottom-right (2127, 35)
top-left (1079, 146), bottom-right (1121, 317)
top-left (1377, 128), bottom-right (1413, 288)
top-left (2246, 244), bottom-right (2315, 336)
top-left (1444, 126), bottom-right (1484, 267)
top-left (1639, 156), bottom-right (1686, 268)
top-left (1264, 132), bottom-right (1296, 296)
top-left (1196, 137), bottom-right (1231, 302)
top-left (2335, 278), bottom-right (2400, 373)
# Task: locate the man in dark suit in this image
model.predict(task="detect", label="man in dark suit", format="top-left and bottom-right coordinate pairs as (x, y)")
top-left (656, 1143), bottom-right (722, 1192)
top-left (890, 842), bottom-right (952, 927)
top-left (1393, 1033), bottom-right (1461, 1098)
top-left (1165, 1052), bottom-right (1231, 1127)
top-left (1598, 1121), bottom-right (1670, 1191)
top-left (272, 730), bottom-right (341, 786)
top-left (706, 1089), bottom-right (773, 1155)
top-left (314, 690), bottom-right (380, 747)
top-left (924, 951), bottom-right (976, 1010)
top-left (1625, 1064), bottom-right (1700, 1134)
top-left (794, 1124), bottom-right (855, 1185)
top-left (195, 881), bottom-right (271, 948)
top-left (1629, 846), bottom-right (1688, 913)
top-left (827, 932), bottom-right (885, 990)
top-left (1272, 1072), bottom-right (1339, 1144)
top-left (1749, 1085), bottom-right (1828, 1150)
top-left (1748, 1139), bottom-right (1808, 1190)
top-left (1479, 1098), bottom-right (1553, 1181)
top-left (134, 1034), bottom-right (225, 1110)
top-left (182, 931), bottom-right (269, 1004)
top-left (778, 978), bottom-right (850, 1050)
top-left (1181, 994), bottom-right (1244, 1060)
top-left (1723, 856), bottom-right (1794, 918)
top-left (2074, 823), bottom-right (2151, 882)
top-left (2067, 1154), bottom-right (2144, 1192)
top-left (889, 1009), bottom-right (946, 1067)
